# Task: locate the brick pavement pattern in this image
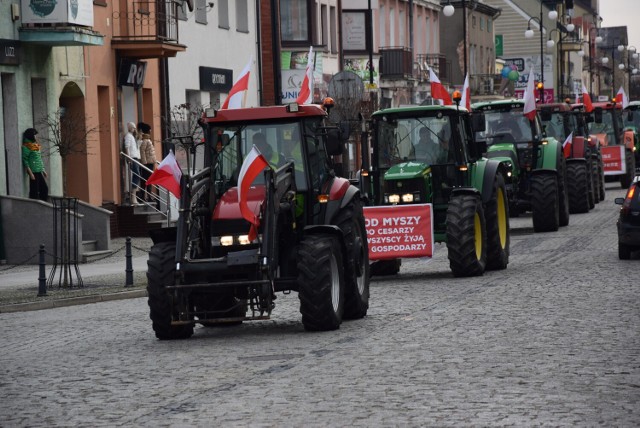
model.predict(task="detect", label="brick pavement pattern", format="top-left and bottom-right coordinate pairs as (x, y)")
top-left (0, 185), bottom-right (638, 426)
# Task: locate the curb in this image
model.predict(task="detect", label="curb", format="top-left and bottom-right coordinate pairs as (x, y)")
top-left (0, 289), bottom-right (148, 314)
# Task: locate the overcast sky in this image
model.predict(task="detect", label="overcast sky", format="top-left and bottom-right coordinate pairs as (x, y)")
top-left (599, 0), bottom-right (640, 50)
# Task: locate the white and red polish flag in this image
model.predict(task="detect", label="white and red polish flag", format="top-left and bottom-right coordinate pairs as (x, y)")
top-left (221, 56), bottom-right (253, 110)
top-left (616, 86), bottom-right (629, 109)
top-left (460, 73), bottom-right (471, 110)
top-left (562, 132), bottom-right (573, 158)
top-left (145, 150), bottom-right (182, 198)
top-left (582, 83), bottom-right (594, 113)
top-left (523, 68), bottom-right (537, 121)
top-left (295, 47), bottom-right (314, 104)
top-left (238, 145), bottom-right (270, 241)
top-left (429, 68), bottom-right (452, 106)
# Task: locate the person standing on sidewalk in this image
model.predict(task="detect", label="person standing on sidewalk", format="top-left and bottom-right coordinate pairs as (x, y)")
top-left (22, 128), bottom-right (48, 202)
top-left (138, 123), bottom-right (157, 202)
top-left (123, 122), bottom-right (141, 205)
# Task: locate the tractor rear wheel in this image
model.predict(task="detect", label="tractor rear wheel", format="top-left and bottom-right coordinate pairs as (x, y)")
top-left (567, 162), bottom-right (590, 214)
top-left (558, 154), bottom-right (570, 227)
top-left (334, 199), bottom-right (370, 320)
top-left (147, 242), bottom-right (194, 340)
top-left (485, 174), bottom-right (510, 271)
top-left (590, 159), bottom-right (599, 206)
top-left (531, 173), bottom-right (559, 233)
top-left (298, 234), bottom-right (345, 331)
top-left (446, 194), bottom-right (487, 277)
top-left (621, 149), bottom-right (636, 188)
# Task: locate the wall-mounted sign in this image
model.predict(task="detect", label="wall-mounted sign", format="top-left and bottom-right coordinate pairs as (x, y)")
top-left (117, 59), bottom-right (147, 88)
top-left (21, 0), bottom-right (94, 27)
top-left (199, 67), bottom-right (233, 92)
top-left (342, 11), bottom-right (368, 51)
top-left (0, 39), bottom-right (20, 65)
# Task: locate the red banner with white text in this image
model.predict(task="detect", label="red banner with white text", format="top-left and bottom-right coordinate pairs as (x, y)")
top-left (364, 204), bottom-right (433, 261)
top-left (602, 145), bottom-right (626, 175)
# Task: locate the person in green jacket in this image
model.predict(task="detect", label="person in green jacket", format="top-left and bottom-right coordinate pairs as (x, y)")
top-left (21, 128), bottom-right (48, 201)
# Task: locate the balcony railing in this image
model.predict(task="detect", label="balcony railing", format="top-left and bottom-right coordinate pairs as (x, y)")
top-left (416, 54), bottom-right (450, 83)
top-left (379, 47), bottom-right (413, 80)
top-left (112, 1), bottom-right (179, 43)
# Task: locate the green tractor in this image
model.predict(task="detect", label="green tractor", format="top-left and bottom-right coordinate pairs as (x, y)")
top-left (361, 103), bottom-right (511, 277)
top-left (471, 99), bottom-right (570, 233)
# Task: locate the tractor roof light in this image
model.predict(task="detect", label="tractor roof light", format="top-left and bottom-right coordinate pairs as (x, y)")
top-left (286, 103), bottom-right (300, 113)
top-left (323, 97), bottom-right (335, 111)
top-left (453, 90), bottom-right (462, 105)
top-left (205, 108), bottom-right (217, 118)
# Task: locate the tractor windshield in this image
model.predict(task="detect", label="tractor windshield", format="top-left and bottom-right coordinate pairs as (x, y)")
top-left (210, 121), bottom-right (312, 191)
top-left (374, 114), bottom-right (454, 168)
top-left (480, 111), bottom-right (534, 144)
top-left (540, 112), bottom-right (567, 141)
top-left (589, 109), bottom-right (621, 144)
top-left (623, 109), bottom-right (640, 129)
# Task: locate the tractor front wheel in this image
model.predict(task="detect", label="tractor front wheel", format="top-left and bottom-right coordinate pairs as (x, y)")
top-left (147, 242), bottom-right (194, 340)
top-left (446, 194), bottom-right (487, 277)
top-left (485, 174), bottom-right (510, 271)
top-left (298, 234), bottom-right (345, 331)
top-left (558, 154), bottom-right (570, 227)
top-left (531, 173), bottom-right (559, 233)
top-left (621, 149), bottom-right (636, 188)
top-left (334, 199), bottom-right (370, 320)
top-left (567, 162), bottom-right (590, 214)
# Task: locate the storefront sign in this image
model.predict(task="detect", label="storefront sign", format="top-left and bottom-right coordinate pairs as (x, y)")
top-left (118, 60), bottom-right (147, 88)
top-left (199, 67), bottom-right (232, 92)
top-left (364, 204), bottom-right (433, 260)
top-left (0, 39), bottom-right (20, 65)
top-left (21, 0), bottom-right (94, 26)
top-left (602, 145), bottom-right (626, 175)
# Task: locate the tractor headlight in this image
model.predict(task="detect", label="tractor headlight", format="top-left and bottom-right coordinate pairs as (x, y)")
top-left (237, 235), bottom-right (251, 245)
top-left (388, 194), bottom-right (400, 204)
top-left (402, 193), bottom-right (414, 203)
top-left (219, 236), bottom-right (234, 246)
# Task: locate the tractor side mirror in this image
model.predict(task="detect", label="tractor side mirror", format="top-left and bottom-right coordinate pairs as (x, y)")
top-left (470, 113), bottom-right (486, 133)
top-left (585, 114), bottom-right (594, 123)
top-left (627, 110), bottom-right (634, 122)
top-left (594, 108), bottom-right (603, 124)
top-left (540, 110), bottom-right (552, 121)
top-left (325, 128), bottom-right (343, 156)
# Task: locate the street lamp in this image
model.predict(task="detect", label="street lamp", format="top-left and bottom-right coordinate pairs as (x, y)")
top-left (524, 2), bottom-right (559, 102)
top-left (442, 1), bottom-right (468, 79)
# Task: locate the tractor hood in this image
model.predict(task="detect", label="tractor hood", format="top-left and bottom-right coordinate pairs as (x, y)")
top-left (384, 161), bottom-right (430, 180)
top-left (213, 186), bottom-right (266, 221)
top-left (487, 142), bottom-right (517, 154)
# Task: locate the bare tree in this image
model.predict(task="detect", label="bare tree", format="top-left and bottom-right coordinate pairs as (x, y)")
top-left (38, 108), bottom-right (99, 197)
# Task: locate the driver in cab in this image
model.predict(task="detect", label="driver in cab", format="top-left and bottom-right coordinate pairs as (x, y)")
top-left (414, 127), bottom-right (450, 165)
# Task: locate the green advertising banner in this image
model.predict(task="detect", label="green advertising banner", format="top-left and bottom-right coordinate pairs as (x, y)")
top-left (495, 35), bottom-right (503, 57)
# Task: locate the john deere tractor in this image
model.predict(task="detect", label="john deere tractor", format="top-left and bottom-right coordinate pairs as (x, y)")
top-left (472, 99), bottom-right (570, 233)
top-left (362, 103), bottom-right (511, 277)
top-left (146, 102), bottom-right (369, 339)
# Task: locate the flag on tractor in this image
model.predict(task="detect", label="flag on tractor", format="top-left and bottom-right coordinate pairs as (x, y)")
top-left (562, 132), bottom-right (573, 159)
top-left (523, 68), bottom-right (537, 121)
top-left (616, 86), bottom-right (629, 109)
top-left (295, 47), bottom-right (314, 104)
top-left (238, 145), bottom-right (270, 241)
top-left (146, 150), bottom-right (182, 198)
top-left (582, 83), bottom-right (594, 113)
top-left (429, 68), bottom-right (452, 106)
top-left (221, 56), bottom-right (253, 109)
top-left (460, 73), bottom-right (471, 110)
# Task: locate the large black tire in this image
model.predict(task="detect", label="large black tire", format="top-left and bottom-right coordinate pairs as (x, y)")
top-left (590, 158), bottom-right (599, 206)
top-left (531, 173), bottom-right (559, 233)
top-left (446, 194), bottom-right (487, 277)
top-left (298, 234), bottom-right (345, 331)
top-left (619, 242), bottom-right (631, 260)
top-left (621, 149), bottom-right (636, 188)
top-left (334, 199), bottom-right (370, 320)
top-left (485, 174), bottom-right (510, 271)
top-left (558, 154), bottom-right (570, 227)
top-left (567, 162), bottom-right (590, 214)
top-left (598, 158), bottom-right (605, 201)
top-left (147, 242), bottom-right (194, 340)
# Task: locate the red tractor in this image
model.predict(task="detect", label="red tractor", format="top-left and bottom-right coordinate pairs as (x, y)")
top-left (146, 101), bottom-right (370, 339)
top-left (586, 101), bottom-right (636, 188)
top-left (539, 102), bottom-right (603, 212)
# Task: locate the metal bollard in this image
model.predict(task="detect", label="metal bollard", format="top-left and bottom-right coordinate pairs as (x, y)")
top-left (125, 237), bottom-right (133, 287)
top-left (37, 244), bottom-right (47, 297)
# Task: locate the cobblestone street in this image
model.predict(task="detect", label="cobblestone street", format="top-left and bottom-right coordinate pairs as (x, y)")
top-left (0, 185), bottom-right (638, 426)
